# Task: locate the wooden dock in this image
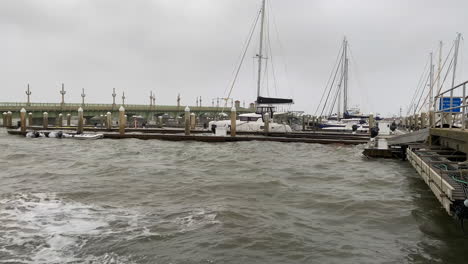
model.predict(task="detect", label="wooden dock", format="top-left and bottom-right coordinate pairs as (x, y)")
top-left (7, 129), bottom-right (369, 145)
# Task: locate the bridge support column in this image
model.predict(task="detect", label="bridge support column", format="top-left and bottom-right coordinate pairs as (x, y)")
top-left (43, 112), bottom-right (48, 129)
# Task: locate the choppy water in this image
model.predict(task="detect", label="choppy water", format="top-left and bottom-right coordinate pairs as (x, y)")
top-left (0, 128), bottom-right (467, 264)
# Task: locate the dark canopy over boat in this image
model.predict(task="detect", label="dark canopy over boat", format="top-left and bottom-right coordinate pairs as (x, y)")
top-left (257, 96), bottom-right (293, 105)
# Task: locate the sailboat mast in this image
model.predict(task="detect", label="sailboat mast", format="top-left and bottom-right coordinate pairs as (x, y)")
top-left (429, 52), bottom-right (433, 112)
top-left (434, 41), bottom-right (442, 110)
top-left (343, 37), bottom-right (348, 116)
top-left (451, 33), bottom-right (461, 88)
top-left (256, 0), bottom-right (267, 99)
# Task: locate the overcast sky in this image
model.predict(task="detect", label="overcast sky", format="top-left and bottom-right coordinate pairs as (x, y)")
top-left (1, 0), bottom-right (467, 116)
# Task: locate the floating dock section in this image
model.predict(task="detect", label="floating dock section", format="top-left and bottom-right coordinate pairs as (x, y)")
top-left (407, 145), bottom-right (467, 215)
top-left (364, 127), bottom-right (468, 218)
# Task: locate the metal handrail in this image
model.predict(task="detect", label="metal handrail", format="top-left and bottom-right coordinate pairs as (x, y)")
top-left (435, 80), bottom-right (468, 96)
top-left (433, 81), bottom-right (468, 129)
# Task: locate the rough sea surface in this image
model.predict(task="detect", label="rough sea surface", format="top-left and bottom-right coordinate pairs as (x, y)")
top-left (0, 128), bottom-right (467, 264)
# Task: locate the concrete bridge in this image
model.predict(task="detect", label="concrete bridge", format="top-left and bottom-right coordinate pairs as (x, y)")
top-left (0, 102), bottom-right (254, 121)
top-left (0, 103), bottom-right (255, 127)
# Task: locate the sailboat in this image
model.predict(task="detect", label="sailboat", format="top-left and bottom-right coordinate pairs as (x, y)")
top-left (316, 37), bottom-right (372, 132)
top-left (209, 0), bottom-right (293, 134)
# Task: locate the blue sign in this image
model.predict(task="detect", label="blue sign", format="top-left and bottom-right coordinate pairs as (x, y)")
top-left (439, 97), bottom-right (462, 113)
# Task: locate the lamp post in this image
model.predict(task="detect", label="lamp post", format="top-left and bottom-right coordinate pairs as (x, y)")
top-left (60, 83), bottom-right (66, 105)
top-left (25, 84), bottom-right (32, 106)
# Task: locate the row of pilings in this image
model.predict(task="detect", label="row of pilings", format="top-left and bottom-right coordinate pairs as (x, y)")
top-left (400, 111), bottom-right (453, 130)
top-left (2, 106), bottom-right (268, 137)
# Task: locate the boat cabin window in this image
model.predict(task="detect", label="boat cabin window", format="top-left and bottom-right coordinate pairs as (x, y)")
top-left (240, 116), bottom-right (260, 122)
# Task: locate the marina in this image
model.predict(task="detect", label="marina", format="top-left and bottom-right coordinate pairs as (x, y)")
top-left (2, 0), bottom-right (468, 263)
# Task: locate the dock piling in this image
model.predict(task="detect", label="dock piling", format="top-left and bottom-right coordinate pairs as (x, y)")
top-left (2, 112), bottom-right (6, 127)
top-left (77, 108), bottom-right (84, 134)
top-left (429, 111), bottom-right (435, 128)
top-left (7, 111), bottom-right (12, 128)
top-left (28, 113), bottom-right (33, 127)
top-left (420, 112), bottom-right (427, 128)
top-left (184, 106), bottom-right (190, 136)
top-left (158, 116), bottom-right (163, 127)
top-left (43, 112), bottom-right (48, 129)
top-left (58, 113), bottom-right (63, 128)
top-left (106, 112), bottom-right (112, 130)
top-left (67, 114), bottom-right (71, 127)
top-left (231, 106), bottom-right (236, 137)
top-left (264, 113), bottom-right (270, 135)
top-left (190, 113), bottom-right (196, 130)
top-left (20, 108), bottom-right (26, 133)
top-left (369, 113), bottom-right (375, 132)
top-left (119, 106), bottom-right (125, 136)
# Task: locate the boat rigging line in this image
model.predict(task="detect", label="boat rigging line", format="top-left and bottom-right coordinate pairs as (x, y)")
top-left (314, 43), bottom-right (344, 117)
top-left (221, 6), bottom-right (262, 113)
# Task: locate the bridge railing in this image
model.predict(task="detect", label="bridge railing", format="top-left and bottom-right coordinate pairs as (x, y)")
top-left (0, 102), bottom-right (253, 113)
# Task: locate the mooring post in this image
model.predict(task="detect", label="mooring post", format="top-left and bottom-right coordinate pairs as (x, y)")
top-left (158, 116), bottom-right (163, 127)
top-left (302, 115), bottom-right (306, 131)
top-left (231, 106), bottom-right (236, 137)
top-left (57, 113), bottom-right (63, 127)
top-left (119, 106), bottom-right (125, 136)
top-left (67, 114), bottom-right (71, 127)
top-left (429, 111), bottom-right (435, 128)
top-left (106, 112), bottom-right (112, 130)
top-left (6, 111), bottom-right (12, 128)
top-left (43, 112), bottom-right (48, 129)
top-left (20, 108), bottom-right (26, 133)
top-left (184, 106), bottom-right (190, 136)
top-left (190, 113), bottom-right (196, 130)
top-left (369, 113), bottom-right (375, 134)
top-left (77, 108), bottom-right (84, 134)
top-left (420, 112), bottom-right (427, 129)
top-left (28, 112), bottom-right (33, 127)
top-left (264, 113), bottom-right (270, 136)
top-left (2, 112), bottom-right (6, 127)
top-left (416, 114), bottom-right (419, 129)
